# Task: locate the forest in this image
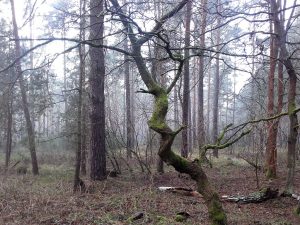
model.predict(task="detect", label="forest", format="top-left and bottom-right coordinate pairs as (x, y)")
top-left (0, 0), bottom-right (300, 224)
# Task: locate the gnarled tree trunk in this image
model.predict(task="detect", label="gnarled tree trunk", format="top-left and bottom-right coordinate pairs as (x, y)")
top-left (110, 0), bottom-right (227, 223)
top-left (149, 87), bottom-right (227, 225)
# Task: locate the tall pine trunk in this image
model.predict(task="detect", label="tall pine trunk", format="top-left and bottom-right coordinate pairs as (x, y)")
top-left (74, 0), bottom-right (86, 191)
top-left (265, 16), bottom-right (279, 178)
top-left (198, 0), bottom-right (207, 150)
top-left (5, 94), bottom-right (13, 170)
top-left (181, 0), bottom-right (192, 158)
top-left (123, 0), bottom-right (134, 160)
top-left (10, 0), bottom-right (39, 175)
top-left (124, 39), bottom-right (134, 159)
top-left (212, 0), bottom-right (221, 158)
top-left (89, 0), bottom-right (106, 180)
top-left (80, 0), bottom-right (87, 176)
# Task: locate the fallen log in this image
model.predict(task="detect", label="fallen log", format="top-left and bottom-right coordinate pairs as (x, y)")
top-left (159, 185), bottom-right (300, 213)
top-left (221, 187), bottom-right (278, 203)
top-left (158, 187), bottom-right (202, 197)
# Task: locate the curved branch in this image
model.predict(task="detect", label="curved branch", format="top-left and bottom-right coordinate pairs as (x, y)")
top-left (137, 0), bottom-right (189, 45)
top-left (228, 107), bottom-right (300, 132)
top-left (0, 39), bottom-right (53, 74)
top-left (12, 37), bottom-right (132, 56)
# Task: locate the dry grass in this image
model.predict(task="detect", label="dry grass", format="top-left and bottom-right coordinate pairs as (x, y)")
top-left (0, 161), bottom-right (209, 225)
top-left (0, 153), bottom-right (300, 224)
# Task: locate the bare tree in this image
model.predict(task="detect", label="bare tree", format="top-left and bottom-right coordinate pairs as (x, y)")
top-left (109, 0), bottom-right (227, 223)
top-left (269, 0), bottom-right (298, 193)
top-left (265, 1), bottom-right (285, 179)
top-left (10, 0), bottom-right (39, 175)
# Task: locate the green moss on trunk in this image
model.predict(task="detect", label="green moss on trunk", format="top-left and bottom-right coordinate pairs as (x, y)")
top-left (164, 151), bottom-right (189, 171)
top-left (208, 195), bottom-right (227, 225)
top-left (288, 102), bottom-right (296, 115)
top-left (148, 90), bottom-right (169, 132)
top-left (148, 86), bottom-right (227, 225)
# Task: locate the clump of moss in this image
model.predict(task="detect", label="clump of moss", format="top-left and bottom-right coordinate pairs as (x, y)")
top-left (288, 102), bottom-right (296, 115)
top-left (154, 215), bottom-right (171, 225)
top-left (175, 214), bottom-right (186, 222)
top-left (293, 205), bottom-right (300, 216)
top-left (148, 92), bottom-right (168, 131)
top-left (174, 212), bottom-right (190, 222)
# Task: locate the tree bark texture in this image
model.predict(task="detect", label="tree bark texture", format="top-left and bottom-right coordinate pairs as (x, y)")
top-left (265, 49), bottom-right (284, 178)
top-left (10, 0), bottom-right (39, 175)
top-left (74, 0), bottom-right (86, 191)
top-left (265, 17), bottom-right (279, 178)
top-left (212, 0), bottom-right (221, 158)
top-left (198, 0), bottom-right (208, 150)
top-left (123, 0), bottom-right (134, 160)
top-left (181, 0), bottom-right (192, 158)
top-left (81, 110), bottom-right (87, 175)
top-left (124, 39), bottom-right (134, 159)
top-left (207, 49), bottom-right (212, 142)
top-left (192, 63), bottom-right (197, 148)
top-left (153, 0), bottom-right (165, 173)
top-left (5, 95), bottom-right (13, 170)
top-left (80, 0), bottom-right (87, 176)
top-left (89, 0), bottom-right (106, 181)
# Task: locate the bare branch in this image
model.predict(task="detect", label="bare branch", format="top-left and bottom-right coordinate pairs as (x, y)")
top-left (0, 39), bottom-right (53, 74)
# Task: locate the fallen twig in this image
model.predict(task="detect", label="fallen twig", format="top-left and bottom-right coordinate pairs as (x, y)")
top-left (158, 186), bottom-right (202, 197)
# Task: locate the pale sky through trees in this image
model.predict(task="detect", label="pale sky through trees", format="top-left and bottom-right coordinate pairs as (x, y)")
top-left (0, 0), bottom-right (257, 94)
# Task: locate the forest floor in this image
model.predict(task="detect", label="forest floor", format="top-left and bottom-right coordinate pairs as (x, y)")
top-left (0, 154), bottom-right (300, 225)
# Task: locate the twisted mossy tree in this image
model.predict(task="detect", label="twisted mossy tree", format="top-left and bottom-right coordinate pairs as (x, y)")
top-left (109, 0), bottom-right (227, 224)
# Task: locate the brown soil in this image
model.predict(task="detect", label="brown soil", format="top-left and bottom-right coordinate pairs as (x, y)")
top-left (0, 159), bottom-right (299, 225)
